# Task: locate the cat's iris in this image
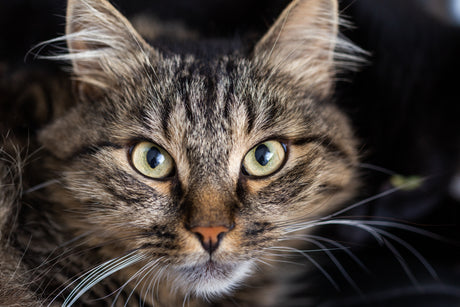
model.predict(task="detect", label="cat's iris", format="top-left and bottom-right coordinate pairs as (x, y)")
top-left (242, 140), bottom-right (286, 177)
top-left (130, 142), bottom-right (174, 179)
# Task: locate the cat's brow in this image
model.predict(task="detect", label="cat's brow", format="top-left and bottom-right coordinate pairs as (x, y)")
top-left (292, 135), bottom-right (350, 160)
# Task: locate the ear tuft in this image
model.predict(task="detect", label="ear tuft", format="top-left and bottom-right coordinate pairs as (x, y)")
top-left (42, 0), bottom-right (157, 97)
top-left (254, 0), bottom-right (365, 98)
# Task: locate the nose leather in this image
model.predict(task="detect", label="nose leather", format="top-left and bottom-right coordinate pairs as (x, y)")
top-left (191, 225), bottom-right (231, 254)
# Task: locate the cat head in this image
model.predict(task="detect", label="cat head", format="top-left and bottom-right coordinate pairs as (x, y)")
top-left (39, 0), bottom-right (360, 300)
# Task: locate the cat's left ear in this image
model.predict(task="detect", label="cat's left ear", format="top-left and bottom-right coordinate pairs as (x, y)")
top-left (253, 0), bottom-right (339, 98)
top-left (65, 0), bottom-right (156, 96)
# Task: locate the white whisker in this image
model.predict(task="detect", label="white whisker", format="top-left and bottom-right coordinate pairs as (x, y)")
top-left (302, 237), bottom-right (361, 294)
top-left (358, 163), bottom-right (397, 176)
top-left (138, 263), bottom-right (161, 307)
top-left (254, 257), bottom-right (276, 268)
top-left (285, 234), bottom-right (369, 273)
top-left (108, 260), bottom-right (154, 306)
top-left (323, 185), bottom-right (406, 220)
top-left (276, 182), bottom-right (412, 230)
top-left (381, 237), bottom-right (419, 286)
top-left (59, 251), bottom-right (145, 307)
top-left (266, 245), bottom-right (343, 254)
top-left (266, 246), bottom-right (339, 290)
top-left (285, 220), bottom-right (384, 245)
top-left (358, 220), bottom-right (446, 242)
top-left (122, 258), bottom-right (164, 307)
top-left (21, 179), bottom-right (60, 195)
top-left (372, 228), bottom-right (439, 280)
top-left (284, 218), bottom-right (441, 287)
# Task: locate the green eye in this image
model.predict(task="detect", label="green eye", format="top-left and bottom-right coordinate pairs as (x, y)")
top-left (242, 140), bottom-right (286, 177)
top-left (130, 142), bottom-right (174, 179)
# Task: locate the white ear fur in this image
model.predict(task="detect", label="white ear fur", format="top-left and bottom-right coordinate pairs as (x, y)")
top-left (44, 0), bottom-right (156, 93)
top-left (254, 0), bottom-right (364, 97)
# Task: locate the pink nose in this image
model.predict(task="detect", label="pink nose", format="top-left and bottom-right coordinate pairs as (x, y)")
top-left (190, 226), bottom-right (231, 254)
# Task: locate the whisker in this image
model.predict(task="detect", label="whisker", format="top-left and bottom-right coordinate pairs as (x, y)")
top-left (254, 257), bottom-right (276, 268)
top-left (30, 231), bottom-right (94, 275)
top-left (153, 264), bottom-right (169, 304)
top-left (357, 220), bottom-right (448, 242)
top-left (276, 183), bottom-right (409, 230)
top-left (58, 250), bottom-right (145, 307)
top-left (358, 163), bottom-right (397, 176)
top-left (301, 237), bottom-right (361, 294)
top-left (266, 246), bottom-right (339, 290)
top-left (285, 220), bottom-right (384, 245)
top-left (380, 237), bottom-right (419, 287)
top-left (101, 259), bottom-right (155, 306)
top-left (324, 185), bottom-right (407, 220)
top-left (21, 179), bottom-right (60, 195)
top-left (286, 219), bottom-right (441, 287)
top-left (39, 233), bottom-right (152, 302)
top-left (372, 228), bottom-right (439, 280)
top-left (266, 245), bottom-right (343, 254)
top-left (140, 263), bottom-right (164, 307)
top-left (122, 258), bottom-right (164, 307)
top-left (182, 289), bottom-right (191, 307)
top-left (257, 252), bottom-right (306, 266)
top-left (140, 268), bottom-right (157, 307)
top-left (284, 234), bottom-right (369, 273)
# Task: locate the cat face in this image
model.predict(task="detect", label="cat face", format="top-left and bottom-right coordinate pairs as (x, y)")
top-left (38, 0), bottom-right (359, 300)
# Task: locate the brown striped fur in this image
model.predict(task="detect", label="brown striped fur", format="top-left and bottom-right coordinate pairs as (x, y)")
top-left (0, 0), bottom-right (362, 305)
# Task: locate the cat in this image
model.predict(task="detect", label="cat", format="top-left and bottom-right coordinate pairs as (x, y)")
top-left (5, 0), bottom-right (456, 306)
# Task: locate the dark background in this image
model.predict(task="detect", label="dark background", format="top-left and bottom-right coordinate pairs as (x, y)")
top-left (1, 0), bottom-right (459, 305)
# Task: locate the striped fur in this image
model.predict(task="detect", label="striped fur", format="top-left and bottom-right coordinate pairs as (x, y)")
top-left (2, 0), bottom-right (364, 306)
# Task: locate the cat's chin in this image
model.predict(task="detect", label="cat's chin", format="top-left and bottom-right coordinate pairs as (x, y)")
top-left (173, 259), bottom-right (254, 299)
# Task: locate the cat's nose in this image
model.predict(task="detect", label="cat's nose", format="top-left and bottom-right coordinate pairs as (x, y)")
top-left (190, 225), bottom-right (232, 254)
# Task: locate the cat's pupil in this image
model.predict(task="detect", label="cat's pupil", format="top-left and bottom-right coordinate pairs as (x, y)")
top-left (146, 147), bottom-right (165, 169)
top-left (255, 144), bottom-right (273, 166)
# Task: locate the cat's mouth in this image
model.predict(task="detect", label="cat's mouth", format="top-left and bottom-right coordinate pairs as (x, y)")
top-left (173, 259), bottom-right (254, 297)
top-left (196, 259), bottom-right (222, 272)
top-left (179, 259), bottom-right (237, 280)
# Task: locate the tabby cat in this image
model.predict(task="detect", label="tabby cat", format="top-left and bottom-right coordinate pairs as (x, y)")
top-left (0, 0), bottom-right (365, 305)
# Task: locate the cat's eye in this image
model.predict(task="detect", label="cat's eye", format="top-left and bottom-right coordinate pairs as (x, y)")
top-left (242, 140), bottom-right (287, 177)
top-left (129, 142), bottom-right (174, 179)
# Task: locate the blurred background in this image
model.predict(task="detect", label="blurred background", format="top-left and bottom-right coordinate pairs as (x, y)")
top-left (1, 0), bottom-right (459, 305)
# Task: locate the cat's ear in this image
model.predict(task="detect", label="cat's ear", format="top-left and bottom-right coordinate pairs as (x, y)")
top-left (253, 0), bottom-right (340, 98)
top-left (65, 0), bottom-right (156, 96)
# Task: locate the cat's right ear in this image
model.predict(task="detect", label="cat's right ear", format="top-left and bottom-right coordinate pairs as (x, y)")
top-left (65, 0), bottom-right (157, 97)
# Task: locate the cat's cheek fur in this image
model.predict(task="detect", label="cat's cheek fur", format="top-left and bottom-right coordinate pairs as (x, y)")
top-left (49, 153), bottom-right (257, 297)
